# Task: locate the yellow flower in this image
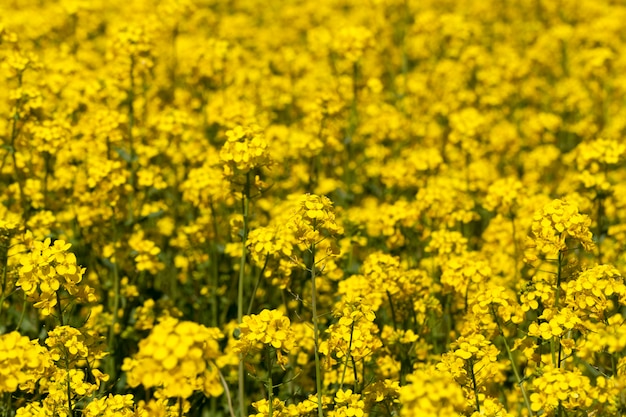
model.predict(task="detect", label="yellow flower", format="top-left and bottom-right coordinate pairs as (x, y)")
top-left (122, 317), bottom-right (224, 399)
top-left (525, 199), bottom-right (594, 261)
top-left (0, 331), bottom-right (53, 393)
top-left (236, 309), bottom-right (296, 355)
top-left (16, 238), bottom-right (89, 316)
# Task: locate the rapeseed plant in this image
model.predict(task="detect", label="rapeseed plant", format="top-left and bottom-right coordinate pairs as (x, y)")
top-left (6, 0), bottom-right (626, 416)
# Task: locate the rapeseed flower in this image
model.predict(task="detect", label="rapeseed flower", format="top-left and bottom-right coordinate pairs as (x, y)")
top-left (122, 317), bottom-right (224, 399)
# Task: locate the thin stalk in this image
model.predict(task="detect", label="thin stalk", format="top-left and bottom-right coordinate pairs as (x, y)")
top-left (238, 173), bottom-right (251, 417)
top-left (107, 214), bottom-right (121, 380)
top-left (0, 240), bottom-right (9, 327)
top-left (554, 250), bottom-right (563, 309)
top-left (127, 56), bottom-right (137, 226)
top-left (352, 356), bottom-right (359, 393)
top-left (386, 291), bottom-right (397, 331)
top-left (210, 241), bottom-right (219, 327)
top-left (343, 62), bottom-right (360, 188)
top-left (65, 354), bottom-right (73, 417)
top-left (267, 347), bottom-right (274, 417)
top-left (310, 239), bottom-right (324, 417)
top-left (339, 321), bottom-right (355, 391)
top-left (9, 72), bottom-right (27, 218)
top-left (1, 392), bottom-right (10, 417)
top-left (247, 256), bottom-right (269, 315)
top-left (360, 358), bottom-right (365, 394)
top-left (491, 305), bottom-right (534, 416)
top-left (469, 359), bottom-right (480, 413)
top-left (15, 297), bottom-right (27, 331)
top-left (597, 193), bottom-right (604, 264)
top-left (554, 250), bottom-right (563, 368)
top-left (107, 256), bottom-right (120, 375)
top-left (56, 292), bottom-right (65, 326)
top-left (215, 362), bottom-right (237, 417)
top-left (510, 215), bottom-right (520, 280)
top-left (209, 200), bottom-right (220, 328)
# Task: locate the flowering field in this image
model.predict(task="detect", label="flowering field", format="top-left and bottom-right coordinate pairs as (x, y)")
top-left (3, 0), bottom-right (626, 416)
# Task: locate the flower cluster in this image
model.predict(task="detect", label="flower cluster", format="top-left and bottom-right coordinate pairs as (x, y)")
top-left (5, 0), bottom-right (626, 416)
top-left (320, 295), bottom-right (382, 369)
top-left (16, 238), bottom-right (91, 316)
top-left (246, 226), bottom-right (295, 288)
top-left (122, 317), bottom-right (224, 399)
top-left (219, 124), bottom-right (272, 179)
top-left (289, 194), bottom-right (343, 247)
top-left (399, 367), bottom-right (466, 417)
top-left (525, 199), bottom-right (595, 260)
top-left (236, 309), bottom-right (296, 365)
top-left (0, 331), bottom-right (53, 393)
top-left (45, 325), bottom-right (106, 366)
top-left (530, 365), bottom-right (598, 413)
top-left (83, 394), bottom-right (142, 417)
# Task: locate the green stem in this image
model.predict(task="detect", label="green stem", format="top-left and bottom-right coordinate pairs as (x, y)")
top-left (215, 362), bottom-right (237, 417)
top-left (267, 347), bottom-right (274, 417)
top-left (597, 193), bottom-right (604, 264)
top-left (15, 297), bottom-right (27, 331)
top-left (127, 56), bottom-right (136, 226)
top-left (510, 214), bottom-right (520, 280)
top-left (238, 173), bottom-right (251, 417)
top-left (310, 240), bottom-right (324, 417)
top-left (107, 256), bottom-right (120, 376)
top-left (386, 291), bottom-right (397, 331)
top-left (469, 359), bottom-right (480, 413)
top-left (491, 306), bottom-right (534, 417)
top-left (0, 239), bottom-right (9, 329)
top-left (555, 250), bottom-right (563, 309)
top-left (1, 392), bottom-right (10, 417)
top-left (56, 292), bottom-right (65, 326)
top-left (106, 213), bottom-right (121, 380)
top-left (351, 356), bottom-right (358, 392)
top-left (65, 354), bottom-right (73, 417)
top-left (554, 250), bottom-right (563, 368)
top-left (247, 256), bottom-right (269, 315)
top-left (209, 200), bottom-right (220, 328)
top-left (9, 72), bottom-right (28, 219)
top-left (43, 152), bottom-right (51, 208)
top-left (339, 321), bottom-right (355, 391)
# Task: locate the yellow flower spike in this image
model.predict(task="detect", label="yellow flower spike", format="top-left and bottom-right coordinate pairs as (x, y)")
top-left (123, 317), bottom-right (224, 399)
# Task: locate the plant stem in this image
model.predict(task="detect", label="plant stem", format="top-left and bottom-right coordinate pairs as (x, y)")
top-left (107, 214), bottom-right (121, 380)
top-left (491, 305), bottom-right (534, 417)
top-left (339, 321), bottom-right (355, 391)
top-left (238, 173), bottom-right (251, 417)
top-left (310, 239), bottom-right (324, 417)
top-left (597, 192), bottom-right (604, 264)
top-left (510, 215), bottom-right (520, 280)
top-left (469, 359), bottom-right (480, 413)
top-left (248, 256), bottom-right (269, 315)
top-left (215, 362), bottom-right (236, 417)
top-left (554, 250), bottom-right (563, 368)
top-left (56, 292), bottom-right (65, 326)
top-left (127, 56), bottom-right (136, 226)
top-left (65, 354), bottom-right (73, 417)
top-left (386, 291), bottom-right (397, 331)
top-left (0, 239), bottom-right (9, 329)
top-left (9, 72), bottom-right (28, 220)
top-left (267, 347), bottom-right (274, 417)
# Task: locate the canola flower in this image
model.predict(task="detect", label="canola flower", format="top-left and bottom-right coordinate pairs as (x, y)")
top-left (3, 0), bottom-right (626, 416)
top-left (0, 331), bottom-right (53, 393)
top-left (122, 316), bottom-right (224, 399)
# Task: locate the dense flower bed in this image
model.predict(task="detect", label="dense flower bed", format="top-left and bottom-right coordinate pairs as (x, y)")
top-left (2, 0), bottom-right (626, 416)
